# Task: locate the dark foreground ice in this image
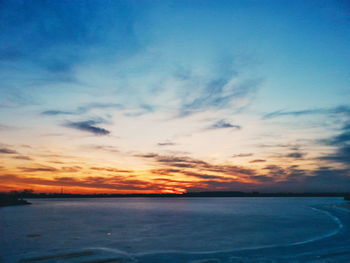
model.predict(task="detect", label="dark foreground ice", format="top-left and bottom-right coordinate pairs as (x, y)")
top-left (1, 197), bottom-right (349, 262)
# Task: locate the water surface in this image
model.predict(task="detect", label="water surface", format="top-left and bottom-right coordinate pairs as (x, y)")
top-left (0, 197), bottom-right (348, 262)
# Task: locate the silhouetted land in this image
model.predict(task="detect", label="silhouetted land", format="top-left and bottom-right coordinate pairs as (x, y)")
top-left (345, 194), bottom-right (350, 201)
top-left (0, 193), bottom-right (31, 207)
top-left (1, 190), bottom-right (348, 199)
top-left (1, 191), bottom-right (349, 207)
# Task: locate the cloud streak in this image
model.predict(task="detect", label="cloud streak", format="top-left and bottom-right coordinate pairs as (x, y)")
top-left (0, 174), bottom-right (163, 192)
top-left (209, 120), bottom-right (241, 130)
top-left (0, 147), bottom-right (17, 154)
top-left (64, 120), bottom-right (110, 136)
top-left (157, 141), bottom-right (176, 146)
top-left (179, 76), bottom-right (260, 117)
top-left (320, 122), bottom-right (350, 167)
top-left (139, 153), bottom-right (258, 182)
top-left (42, 103), bottom-right (123, 116)
top-left (263, 105), bottom-right (350, 119)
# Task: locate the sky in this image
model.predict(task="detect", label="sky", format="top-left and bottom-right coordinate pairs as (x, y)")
top-left (0, 0), bottom-right (350, 194)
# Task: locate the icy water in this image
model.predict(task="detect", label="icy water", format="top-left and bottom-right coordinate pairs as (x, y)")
top-left (1, 197), bottom-right (350, 263)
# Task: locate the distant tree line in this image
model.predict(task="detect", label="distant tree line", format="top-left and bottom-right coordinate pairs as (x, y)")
top-left (1, 189), bottom-right (348, 199)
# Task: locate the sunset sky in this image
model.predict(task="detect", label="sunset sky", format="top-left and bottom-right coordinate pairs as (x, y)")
top-left (0, 0), bottom-right (350, 193)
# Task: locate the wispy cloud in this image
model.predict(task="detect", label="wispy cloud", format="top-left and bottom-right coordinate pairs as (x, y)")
top-left (0, 91), bottom-right (37, 108)
top-left (83, 145), bottom-right (119, 153)
top-left (42, 110), bottom-right (75, 116)
top-left (157, 141), bottom-right (176, 146)
top-left (64, 119), bottom-right (110, 136)
top-left (249, 159), bottom-right (266, 163)
top-left (19, 167), bottom-right (58, 173)
top-left (321, 145), bottom-right (350, 166)
top-left (12, 155), bottom-right (33, 161)
top-left (42, 103), bottom-right (123, 116)
top-left (232, 153), bottom-right (253, 158)
top-left (179, 76), bottom-right (260, 117)
top-left (0, 174), bottom-right (163, 192)
top-left (209, 120), bottom-right (241, 130)
top-left (263, 105), bottom-right (350, 119)
top-left (18, 165), bottom-right (81, 173)
top-left (90, 167), bottom-right (133, 173)
top-left (286, 152), bottom-right (306, 159)
top-left (139, 152), bottom-right (350, 192)
top-left (0, 147), bottom-right (17, 154)
top-left (138, 153), bottom-right (257, 179)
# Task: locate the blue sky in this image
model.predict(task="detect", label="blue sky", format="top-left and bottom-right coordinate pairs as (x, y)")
top-left (0, 0), bottom-right (349, 193)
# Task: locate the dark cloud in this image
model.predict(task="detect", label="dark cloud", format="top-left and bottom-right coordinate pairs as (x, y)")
top-left (18, 165), bottom-right (81, 173)
top-left (321, 144), bottom-right (350, 166)
top-left (258, 143), bottom-right (299, 149)
top-left (90, 167), bottom-right (133, 173)
top-left (209, 120), bottom-right (241, 130)
top-left (263, 165), bottom-right (289, 178)
top-left (320, 122), bottom-right (350, 166)
top-left (251, 175), bottom-right (274, 182)
top-left (19, 166), bottom-right (58, 173)
top-left (249, 159), bottom-right (266, 163)
top-left (156, 155), bottom-right (208, 166)
top-left (263, 105), bottom-right (350, 119)
top-left (151, 169), bottom-right (181, 175)
top-left (150, 158), bottom-right (261, 192)
top-left (286, 152), bottom-right (305, 159)
top-left (0, 174), bottom-right (163, 192)
top-left (328, 130), bottom-right (350, 145)
top-left (306, 168), bottom-right (350, 191)
top-left (266, 169), bottom-right (346, 193)
top-left (186, 180), bottom-right (259, 192)
top-left (182, 171), bottom-right (230, 180)
top-left (343, 122), bottom-right (350, 130)
top-left (138, 153), bottom-right (257, 180)
top-left (157, 141), bottom-right (176, 146)
top-left (12, 155), bottom-right (33, 161)
top-left (136, 153), bottom-right (159, 158)
top-left (6, 156), bottom-right (350, 193)
top-left (0, 147), bottom-right (17, 154)
top-left (262, 167), bottom-right (350, 193)
top-left (232, 153), bottom-right (253, 158)
top-left (64, 120), bottom-right (110, 135)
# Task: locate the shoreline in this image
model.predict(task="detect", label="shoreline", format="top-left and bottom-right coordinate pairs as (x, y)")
top-left (4, 191), bottom-right (348, 199)
top-left (0, 195), bottom-right (31, 207)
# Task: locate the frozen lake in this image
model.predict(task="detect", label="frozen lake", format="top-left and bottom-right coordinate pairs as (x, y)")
top-left (1, 197), bottom-right (349, 262)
